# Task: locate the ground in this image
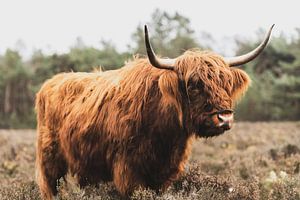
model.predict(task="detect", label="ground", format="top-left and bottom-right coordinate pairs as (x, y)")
top-left (0, 122), bottom-right (299, 199)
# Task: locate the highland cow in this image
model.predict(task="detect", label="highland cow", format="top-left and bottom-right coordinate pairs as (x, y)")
top-left (35, 25), bottom-right (274, 199)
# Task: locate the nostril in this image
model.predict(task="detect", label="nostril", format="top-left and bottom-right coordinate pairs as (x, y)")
top-left (217, 113), bottom-right (234, 122)
top-left (217, 113), bottom-right (233, 130)
top-left (217, 114), bottom-right (224, 122)
top-left (218, 113), bottom-right (233, 122)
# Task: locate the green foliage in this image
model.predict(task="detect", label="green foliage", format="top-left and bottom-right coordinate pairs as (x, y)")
top-left (235, 34), bottom-right (300, 121)
top-left (0, 39), bottom-right (130, 128)
top-left (69, 41), bottom-right (130, 71)
top-left (0, 9), bottom-right (300, 128)
top-left (0, 50), bottom-right (35, 128)
top-left (130, 8), bottom-right (201, 57)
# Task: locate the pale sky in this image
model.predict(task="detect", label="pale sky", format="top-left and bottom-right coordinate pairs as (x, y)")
top-left (0, 0), bottom-right (298, 58)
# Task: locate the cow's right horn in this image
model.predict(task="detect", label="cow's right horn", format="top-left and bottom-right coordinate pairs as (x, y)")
top-left (144, 25), bottom-right (175, 70)
top-left (225, 24), bottom-right (275, 67)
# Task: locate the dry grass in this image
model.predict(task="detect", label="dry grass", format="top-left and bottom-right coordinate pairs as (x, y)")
top-left (0, 122), bottom-right (299, 199)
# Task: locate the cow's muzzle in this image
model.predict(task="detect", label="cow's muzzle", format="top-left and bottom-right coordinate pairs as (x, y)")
top-left (210, 109), bottom-right (234, 131)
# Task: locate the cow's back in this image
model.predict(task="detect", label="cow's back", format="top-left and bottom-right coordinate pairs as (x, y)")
top-left (36, 70), bottom-right (121, 131)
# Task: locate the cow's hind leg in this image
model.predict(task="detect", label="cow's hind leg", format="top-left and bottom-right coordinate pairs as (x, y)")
top-left (36, 128), bottom-right (67, 200)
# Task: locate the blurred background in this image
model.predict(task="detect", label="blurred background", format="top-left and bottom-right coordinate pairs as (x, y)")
top-left (0, 1), bottom-right (300, 199)
top-left (0, 0), bottom-right (299, 128)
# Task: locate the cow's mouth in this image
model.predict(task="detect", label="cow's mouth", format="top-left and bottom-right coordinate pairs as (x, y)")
top-left (196, 124), bottom-right (228, 138)
top-left (195, 109), bottom-right (233, 138)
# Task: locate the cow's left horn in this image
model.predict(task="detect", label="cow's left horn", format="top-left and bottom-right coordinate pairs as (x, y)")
top-left (225, 24), bottom-right (275, 67)
top-left (144, 25), bottom-right (175, 70)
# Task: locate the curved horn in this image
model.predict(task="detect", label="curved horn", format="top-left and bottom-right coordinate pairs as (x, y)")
top-left (225, 24), bottom-right (275, 67)
top-left (144, 25), bottom-right (175, 70)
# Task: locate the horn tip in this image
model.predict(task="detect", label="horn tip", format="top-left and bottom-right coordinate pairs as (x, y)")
top-left (271, 24), bottom-right (275, 29)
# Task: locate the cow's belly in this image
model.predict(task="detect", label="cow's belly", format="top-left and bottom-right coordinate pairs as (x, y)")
top-left (60, 131), bottom-right (114, 183)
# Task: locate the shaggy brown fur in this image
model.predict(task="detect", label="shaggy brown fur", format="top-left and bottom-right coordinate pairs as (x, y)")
top-left (35, 50), bottom-right (250, 199)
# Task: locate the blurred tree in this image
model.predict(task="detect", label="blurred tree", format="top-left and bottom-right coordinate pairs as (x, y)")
top-left (69, 40), bottom-right (130, 71)
top-left (235, 35), bottom-right (295, 76)
top-left (272, 32), bottom-right (300, 119)
top-left (0, 10), bottom-right (300, 128)
top-left (235, 34), bottom-right (300, 120)
top-left (0, 50), bottom-right (34, 128)
top-left (130, 9), bottom-right (201, 57)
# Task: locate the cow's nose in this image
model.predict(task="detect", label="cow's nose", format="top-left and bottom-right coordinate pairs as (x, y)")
top-left (217, 110), bottom-right (233, 130)
top-left (219, 120), bottom-right (232, 130)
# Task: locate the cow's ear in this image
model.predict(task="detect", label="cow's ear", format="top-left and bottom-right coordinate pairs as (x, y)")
top-left (230, 68), bottom-right (251, 101)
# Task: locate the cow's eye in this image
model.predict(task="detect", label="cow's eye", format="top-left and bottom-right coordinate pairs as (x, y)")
top-left (204, 104), bottom-right (214, 112)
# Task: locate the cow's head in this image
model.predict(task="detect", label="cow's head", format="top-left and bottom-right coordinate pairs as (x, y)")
top-left (144, 25), bottom-right (274, 137)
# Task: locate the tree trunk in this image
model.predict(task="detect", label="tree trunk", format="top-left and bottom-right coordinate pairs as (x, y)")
top-left (4, 82), bottom-right (11, 114)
